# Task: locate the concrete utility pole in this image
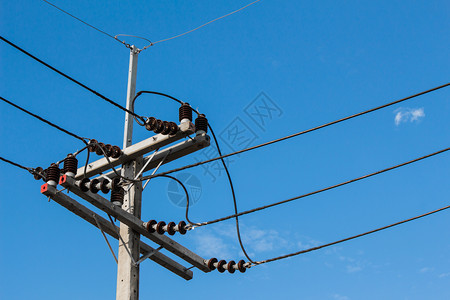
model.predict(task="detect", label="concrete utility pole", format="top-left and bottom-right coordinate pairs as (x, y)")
top-left (117, 46), bottom-right (141, 300)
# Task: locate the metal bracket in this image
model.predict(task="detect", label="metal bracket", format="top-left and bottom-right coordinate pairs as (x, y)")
top-left (136, 246), bottom-right (163, 265)
top-left (93, 214), bottom-right (118, 263)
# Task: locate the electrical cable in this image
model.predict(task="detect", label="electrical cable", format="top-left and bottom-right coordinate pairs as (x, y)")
top-left (252, 203), bottom-right (450, 266)
top-left (186, 146), bottom-right (450, 227)
top-left (147, 82), bottom-right (450, 178)
top-left (0, 36), bottom-right (145, 121)
top-left (0, 95), bottom-right (89, 145)
top-left (151, 0), bottom-right (262, 46)
top-left (0, 155), bottom-right (46, 179)
top-left (40, 0), bottom-right (128, 48)
top-left (132, 90), bottom-right (255, 263)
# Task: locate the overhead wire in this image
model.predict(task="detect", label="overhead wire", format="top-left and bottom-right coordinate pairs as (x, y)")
top-left (0, 95), bottom-right (89, 144)
top-left (151, 0), bottom-right (262, 46)
top-left (0, 155), bottom-right (46, 179)
top-left (0, 36), bottom-right (145, 121)
top-left (147, 82), bottom-right (450, 178)
top-left (252, 203), bottom-right (450, 265)
top-left (180, 146), bottom-right (450, 227)
top-left (132, 90), bottom-right (255, 263)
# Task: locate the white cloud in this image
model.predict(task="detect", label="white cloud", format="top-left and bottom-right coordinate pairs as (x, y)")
top-left (333, 293), bottom-right (350, 300)
top-left (394, 107), bottom-right (425, 126)
top-left (346, 265), bottom-right (362, 273)
top-left (439, 272), bottom-right (450, 278)
top-left (420, 267), bottom-right (434, 273)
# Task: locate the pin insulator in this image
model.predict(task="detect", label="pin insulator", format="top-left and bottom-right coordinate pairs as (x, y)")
top-left (161, 121), bottom-right (171, 135)
top-left (111, 187), bottom-right (124, 206)
top-left (179, 103), bottom-right (192, 122)
top-left (168, 122), bottom-right (178, 135)
top-left (166, 221), bottom-right (176, 235)
top-left (89, 178), bottom-right (100, 193)
top-left (177, 221), bottom-right (187, 235)
top-left (195, 114), bottom-right (208, 133)
top-left (95, 142), bottom-right (105, 155)
top-left (237, 260), bottom-right (247, 273)
top-left (88, 139), bottom-right (98, 152)
top-left (145, 220), bottom-right (157, 233)
top-left (154, 119), bottom-right (164, 134)
top-left (104, 144), bottom-right (113, 157)
top-left (100, 178), bottom-right (110, 194)
top-left (206, 258), bottom-right (218, 270)
top-left (79, 178), bottom-right (90, 192)
top-left (33, 167), bottom-right (45, 181)
top-left (46, 163), bottom-right (60, 184)
top-left (111, 146), bottom-right (122, 159)
top-left (145, 117), bottom-right (158, 131)
top-left (227, 260), bottom-right (236, 274)
top-left (63, 154), bottom-right (78, 175)
top-left (217, 260), bottom-right (227, 273)
top-left (156, 221), bottom-right (166, 234)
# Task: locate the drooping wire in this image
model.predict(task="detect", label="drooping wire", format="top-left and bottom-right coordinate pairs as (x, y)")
top-left (252, 203), bottom-right (450, 266)
top-left (148, 82), bottom-right (450, 178)
top-left (0, 156), bottom-right (46, 179)
top-left (132, 91), bottom-right (255, 263)
top-left (0, 95), bottom-right (89, 145)
top-left (180, 146), bottom-right (450, 227)
top-left (39, 0), bottom-right (129, 48)
top-left (0, 36), bottom-right (146, 122)
top-left (151, 0), bottom-right (262, 46)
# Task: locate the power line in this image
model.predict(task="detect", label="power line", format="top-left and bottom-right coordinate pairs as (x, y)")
top-left (0, 36), bottom-right (145, 121)
top-left (132, 90), bottom-right (255, 263)
top-left (151, 0), bottom-right (262, 46)
top-left (0, 155), bottom-right (45, 178)
top-left (186, 147), bottom-right (450, 227)
top-left (149, 82), bottom-right (450, 178)
top-left (253, 203), bottom-right (450, 265)
top-left (0, 95), bottom-right (89, 144)
top-left (40, 0), bottom-right (127, 47)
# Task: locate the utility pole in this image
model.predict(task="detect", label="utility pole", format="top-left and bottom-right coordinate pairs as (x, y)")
top-left (117, 45), bottom-right (141, 300)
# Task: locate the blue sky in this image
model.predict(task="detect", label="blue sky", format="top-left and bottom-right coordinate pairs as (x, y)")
top-left (1, 1), bottom-right (449, 299)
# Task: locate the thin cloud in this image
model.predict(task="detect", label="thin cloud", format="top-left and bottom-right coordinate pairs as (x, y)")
top-left (394, 107), bottom-right (425, 126)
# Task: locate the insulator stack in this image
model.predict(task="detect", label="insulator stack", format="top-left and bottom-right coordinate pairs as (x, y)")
top-left (111, 187), bottom-right (125, 206)
top-left (195, 114), bottom-right (208, 133)
top-left (63, 154), bottom-right (78, 176)
top-left (79, 178), bottom-right (91, 192)
top-left (205, 258), bottom-right (247, 274)
top-left (144, 220), bottom-right (188, 235)
top-left (33, 166), bottom-right (46, 181)
top-left (144, 117), bottom-right (179, 135)
top-left (179, 103), bottom-right (192, 122)
top-left (89, 178), bottom-right (100, 193)
top-left (46, 163), bottom-right (61, 186)
top-left (77, 177), bottom-right (121, 195)
top-left (88, 139), bottom-right (122, 158)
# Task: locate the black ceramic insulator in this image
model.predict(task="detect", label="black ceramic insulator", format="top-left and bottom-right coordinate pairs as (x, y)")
top-left (154, 119), bottom-right (164, 134)
top-left (110, 187), bottom-right (124, 206)
top-left (89, 178), bottom-right (100, 193)
top-left (111, 177), bottom-right (121, 191)
top-left (95, 142), bottom-right (105, 155)
top-left (227, 260), bottom-right (236, 274)
top-left (145, 117), bottom-right (157, 131)
top-left (207, 258), bottom-right (218, 270)
top-left (195, 114), bottom-right (208, 133)
top-left (166, 221), bottom-right (176, 235)
top-left (217, 260), bottom-right (227, 273)
top-left (100, 179), bottom-right (110, 194)
top-left (237, 260), bottom-right (246, 273)
top-left (46, 163), bottom-right (60, 183)
top-left (63, 154), bottom-right (78, 175)
top-left (88, 139), bottom-right (98, 152)
top-left (33, 166), bottom-right (45, 181)
top-left (111, 146), bottom-right (122, 159)
top-left (104, 144), bottom-right (113, 157)
top-left (156, 221), bottom-right (166, 234)
top-left (161, 121), bottom-right (171, 135)
top-left (146, 220), bottom-right (157, 233)
top-left (179, 103), bottom-right (192, 122)
top-left (79, 178), bottom-right (90, 192)
top-left (168, 122), bottom-right (178, 135)
top-left (177, 221), bottom-right (187, 235)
